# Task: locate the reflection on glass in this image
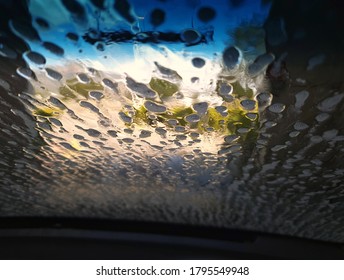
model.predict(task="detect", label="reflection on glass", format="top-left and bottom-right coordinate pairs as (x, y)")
top-left (0, 0), bottom-right (343, 243)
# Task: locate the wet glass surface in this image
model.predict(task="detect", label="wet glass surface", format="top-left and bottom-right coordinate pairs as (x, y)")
top-left (0, 0), bottom-right (344, 242)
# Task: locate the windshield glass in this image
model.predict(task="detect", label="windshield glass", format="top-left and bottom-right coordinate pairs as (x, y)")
top-left (0, 0), bottom-right (343, 243)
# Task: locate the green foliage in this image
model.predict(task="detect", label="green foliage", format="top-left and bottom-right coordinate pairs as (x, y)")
top-left (33, 107), bottom-right (59, 117)
top-left (149, 78), bottom-right (178, 98)
top-left (231, 82), bottom-right (254, 99)
top-left (63, 78), bottom-right (104, 99)
top-left (132, 105), bottom-right (150, 125)
top-left (58, 85), bottom-right (77, 99)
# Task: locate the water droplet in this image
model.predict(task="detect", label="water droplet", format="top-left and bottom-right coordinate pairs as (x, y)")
top-left (73, 134), bottom-right (84, 140)
top-left (154, 62), bottom-right (182, 81)
top-left (193, 102), bottom-right (208, 115)
top-left (237, 127), bottom-right (250, 133)
top-left (175, 126), bottom-right (186, 132)
top-left (122, 137), bottom-right (134, 144)
top-left (49, 97), bottom-right (66, 109)
top-left (224, 135), bottom-right (239, 143)
top-left (144, 100), bottom-right (167, 113)
top-left (323, 129), bottom-right (338, 141)
top-left (49, 118), bottom-right (62, 126)
top-left (184, 154), bottom-right (194, 160)
top-left (118, 112), bottom-right (132, 124)
top-left (310, 136), bottom-right (323, 143)
top-left (257, 92), bottom-right (272, 106)
top-left (271, 145), bottom-right (287, 152)
top-left (139, 130), bottom-right (152, 138)
top-left (61, 0), bottom-right (87, 25)
top-left (240, 100), bottom-right (256, 111)
top-left (295, 78), bottom-right (306, 85)
top-left (289, 131), bottom-right (300, 138)
top-left (86, 128), bottom-right (101, 137)
top-left (295, 90), bottom-right (309, 109)
top-left (180, 29), bottom-right (202, 45)
top-left (176, 135), bottom-right (187, 140)
top-left (126, 77), bottom-right (156, 98)
top-left (190, 132), bottom-right (199, 138)
top-left (294, 121), bottom-right (309, 131)
top-left (107, 130), bottom-right (117, 137)
top-left (248, 53), bottom-right (275, 77)
top-left (191, 57), bottom-right (206, 68)
top-left (315, 113), bottom-right (330, 123)
top-left (245, 113), bottom-right (258, 120)
top-left (113, 0), bottom-right (136, 24)
top-left (197, 6), bottom-right (216, 23)
top-left (45, 68), bottom-right (62, 81)
top-left (215, 106), bottom-right (227, 114)
top-left (307, 54), bottom-right (325, 71)
top-left (95, 42), bottom-right (105, 51)
top-left (264, 121), bottom-right (277, 128)
top-left (42, 42), bottom-right (64, 56)
top-left (36, 17), bottom-right (49, 29)
top-left (79, 141), bottom-right (90, 148)
top-left (66, 32), bottom-right (79, 42)
top-left (185, 114), bottom-right (200, 123)
top-left (25, 51), bottom-right (46, 65)
top-left (17, 67), bottom-right (36, 80)
top-left (218, 82), bottom-right (233, 99)
top-left (155, 127), bottom-right (167, 136)
top-left (77, 73), bottom-right (90, 83)
top-left (218, 145), bottom-right (241, 155)
top-left (317, 94), bottom-right (344, 112)
top-left (257, 139), bottom-right (268, 145)
top-left (223, 46), bottom-right (240, 70)
top-left (150, 9), bottom-right (165, 27)
top-left (60, 142), bottom-right (77, 151)
top-left (89, 91), bottom-right (104, 101)
top-left (167, 119), bottom-right (178, 126)
top-left (93, 140), bottom-right (104, 146)
top-left (268, 103), bottom-right (285, 113)
top-left (79, 101), bottom-right (99, 113)
top-left (99, 117), bottom-right (111, 127)
top-left (102, 78), bottom-right (117, 91)
top-left (191, 77), bottom-right (199, 83)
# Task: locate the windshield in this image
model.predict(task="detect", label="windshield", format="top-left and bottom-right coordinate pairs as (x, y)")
top-left (0, 0), bottom-right (343, 243)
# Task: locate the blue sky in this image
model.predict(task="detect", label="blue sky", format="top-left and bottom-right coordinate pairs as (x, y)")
top-left (21, 0), bottom-right (271, 71)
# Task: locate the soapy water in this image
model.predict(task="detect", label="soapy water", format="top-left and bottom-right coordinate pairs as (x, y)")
top-left (12, 0), bottom-right (271, 173)
top-left (1, 0), bottom-right (344, 242)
